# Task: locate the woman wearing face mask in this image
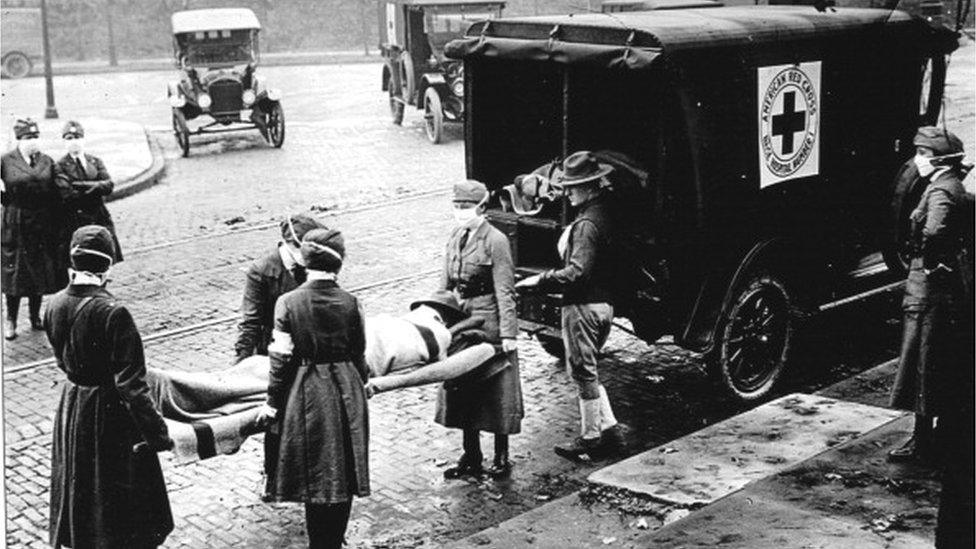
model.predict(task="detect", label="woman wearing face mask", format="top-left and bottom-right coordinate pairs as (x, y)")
top-left (54, 120), bottom-right (124, 264)
top-left (436, 180), bottom-right (523, 480)
top-left (1, 118), bottom-right (68, 340)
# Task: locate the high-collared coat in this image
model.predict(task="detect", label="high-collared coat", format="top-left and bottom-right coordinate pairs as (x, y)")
top-left (435, 219), bottom-right (523, 434)
top-left (1, 148), bottom-right (69, 296)
top-left (45, 284), bottom-right (173, 549)
top-left (891, 166), bottom-right (974, 417)
top-left (266, 279), bottom-right (371, 503)
top-left (235, 246), bottom-right (302, 362)
top-left (55, 153), bottom-right (123, 262)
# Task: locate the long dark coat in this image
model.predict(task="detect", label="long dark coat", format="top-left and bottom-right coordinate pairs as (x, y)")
top-left (890, 167), bottom-right (973, 417)
top-left (1, 148), bottom-right (69, 296)
top-left (266, 279), bottom-right (370, 503)
top-left (234, 246), bottom-right (301, 362)
top-left (55, 153), bottom-right (124, 262)
top-left (45, 284), bottom-right (173, 549)
top-left (436, 220), bottom-right (523, 434)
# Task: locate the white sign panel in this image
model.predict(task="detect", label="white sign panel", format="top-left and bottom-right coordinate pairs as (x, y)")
top-left (758, 61), bottom-right (821, 188)
top-left (386, 3), bottom-right (399, 47)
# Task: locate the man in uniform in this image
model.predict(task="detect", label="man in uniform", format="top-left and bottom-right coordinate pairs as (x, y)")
top-left (516, 151), bottom-right (626, 460)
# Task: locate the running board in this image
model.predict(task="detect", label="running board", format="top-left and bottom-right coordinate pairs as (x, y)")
top-left (818, 280), bottom-right (904, 312)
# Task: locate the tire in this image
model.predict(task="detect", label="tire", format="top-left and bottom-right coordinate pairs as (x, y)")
top-left (712, 273), bottom-right (795, 404)
top-left (267, 102), bottom-right (285, 148)
top-left (399, 54), bottom-right (416, 104)
top-left (172, 109), bottom-right (190, 157)
top-left (882, 170), bottom-right (927, 275)
top-left (388, 72), bottom-right (404, 125)
top-left (423, 87), bottom-right (444, 144)
top-left (536, 334), bottom-right (565, 360)
top-left (2, 52), bottom-right (31, 79)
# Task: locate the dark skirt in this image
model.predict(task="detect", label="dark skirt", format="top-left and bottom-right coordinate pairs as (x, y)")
top-left (435, 351), bottom-right (524, 434)
top-left (2, 204), bottom-right (69, 296)
top-left (50, 383), bottom-right (173, 549)
top-left (269, 361), bottom-right (370, 504)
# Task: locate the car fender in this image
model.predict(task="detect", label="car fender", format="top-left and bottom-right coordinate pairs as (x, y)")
top-left (417, 73), bottom-right (447, 103)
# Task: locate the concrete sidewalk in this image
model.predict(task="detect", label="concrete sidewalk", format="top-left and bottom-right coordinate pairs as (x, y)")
top-left (1, 116), bottom-right (164, 201)
top-left (449, 361), bottom-right (943, 548)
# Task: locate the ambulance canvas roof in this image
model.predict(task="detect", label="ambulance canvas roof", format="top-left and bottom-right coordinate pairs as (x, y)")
top-left (171, 8), bottom-right (261, 34)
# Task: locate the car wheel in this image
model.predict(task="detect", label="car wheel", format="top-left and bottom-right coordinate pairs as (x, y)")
top-left (267, 102), bottom-right (285, 148)
top-left (2, 52), bottom-right (31, 79)
top-left (424, 88), bottom-right (444, 144)
top-left (535, 334), bottom-right (565, 361)
top-left (388, 72), bottom-right (404, 125)
top-left (712, 273), bottom-right (794, 404)
top-left (882, 169), bottom-right (927, 275)
top-left (172, 109), bottom-right (190, 157)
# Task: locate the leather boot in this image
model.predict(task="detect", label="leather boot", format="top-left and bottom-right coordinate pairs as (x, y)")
top-left (443, 453), bottom-right (484, 479)
top-left (888, 415), bottom-right (933, 463)
top-left (28, 295), bottom-right (42, 330)
top-left (486, 435), bottom-right (512, 480)
top-left (3, 318), bottom-right (16, 341)
top-left (555, 398), bottom-right (603, 461)
top-left (601, 424), bottom-right (629, 456)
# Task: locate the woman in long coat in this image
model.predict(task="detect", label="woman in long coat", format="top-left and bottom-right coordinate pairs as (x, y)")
top-left (1, 118), bottom-right (69, 340)
top-left (436, 180), bottom-right (523, 480)
top-left (889, 127), bottom-right (973, 463)
top-left (257, 227), bottom-right (369, 549)
top-left (54, 120), bottom-right (124, 262)
top-left (45, 225), bottom-right (174, 549)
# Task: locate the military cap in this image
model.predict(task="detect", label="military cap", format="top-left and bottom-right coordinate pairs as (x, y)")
top-left (62, 120), bottom-right (84, 139)
top-left (70, 225), bottom-right (116, 273)
top-left (913, 126), bottom-right (964, 158)
top-left (280, 213), bottom-right (324, 247)
top-left (453, 180), bottom-right (489, 204)
top-left (301, 227), bottom-right (345, 273)
top-left (13, 118), bottom-right (39, 140)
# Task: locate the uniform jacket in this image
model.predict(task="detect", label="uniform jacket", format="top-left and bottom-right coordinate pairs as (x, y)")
top-left (437, 219), bottom-right (523, 434)
top-left (55, 153), bottom-right (123, 261)
top-left (537, 197), bottom-right (616, 305)
top-left (45, 284), bottom-right (173, 549)
top-left (235, 246), bottom-right (302, 362)
top-left (266, 279), bottom-right (370, 503)
top-left (0, 148), bottom-right (69, 295)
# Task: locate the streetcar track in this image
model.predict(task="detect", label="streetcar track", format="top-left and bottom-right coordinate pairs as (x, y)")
top-left (4, 268), bottom-right (440, 377)
top-left (125, 188), bottom-right (450, 256)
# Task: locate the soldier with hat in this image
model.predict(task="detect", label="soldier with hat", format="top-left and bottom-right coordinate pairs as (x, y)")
top-left (54, 120), bottom-right (125, 263)
top-left (235, 212), bottom-right (325, 500)
top-left (517, 150), bottom-right (627, 461)
top-left (255, 227), bottom-right (370, 549)
top-left (889, 127), bottom-right (974, 464)
top-left (1, 118), bottom-right (68, 340)
top-left (436, 179), bottom-right (523, 480)
top-left (45, 225), bottom-right (175, 548)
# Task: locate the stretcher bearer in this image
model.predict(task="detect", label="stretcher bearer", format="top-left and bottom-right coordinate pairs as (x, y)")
top-left (437, 179), bottom-right (523, 480)
top-left (46, 226), bottom-right (174, 549)
top-left (516, 151), bottom-right (626, 461)
top-left (256, 227), bottom-right (370, 549)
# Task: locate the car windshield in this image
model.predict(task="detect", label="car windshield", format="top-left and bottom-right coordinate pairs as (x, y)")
top-left (425, 6), bottom-right (501, 50)
top-left (178, 30), bottom-right (255, 67)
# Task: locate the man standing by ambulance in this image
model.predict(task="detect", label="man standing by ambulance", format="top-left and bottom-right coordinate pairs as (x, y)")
top-left (516, 151), bottom-right (626, 461)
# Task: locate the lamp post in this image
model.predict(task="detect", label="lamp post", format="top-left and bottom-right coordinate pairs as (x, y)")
top-left (106, 0), bottom-right (118, 67)
top-left (40, 0), bottom-right (58, 119)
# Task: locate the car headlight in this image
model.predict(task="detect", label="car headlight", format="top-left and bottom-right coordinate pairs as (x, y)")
top-left (451, 79), bottom-right (464, 97)
top-left (242, 89), bottom-right (256, 106)
top-left (198, 93), bottom-right (212, 109)
top-left (169, 94), bottom-right (186, 108)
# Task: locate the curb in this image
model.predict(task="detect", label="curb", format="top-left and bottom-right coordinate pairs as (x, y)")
top-left (106, 130), bottom-right (165, 202)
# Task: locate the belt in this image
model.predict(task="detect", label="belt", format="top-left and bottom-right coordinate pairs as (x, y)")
top-left (409, 321), bottom-right (441, 361)
top-left (450, 279), bottom-right (494, 299)
top-left (66, 372), bottom-right (114, 387)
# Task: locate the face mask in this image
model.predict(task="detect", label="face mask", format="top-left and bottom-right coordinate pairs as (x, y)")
top-left (66, 138), bottom-right (85, 156)
top-left (452, 207), bottom-right (479, 225)
top-left (286, 243), bottom-right (306, 266)
top-left (18, 139), bottom-right (39, 157)
top-left (913, 154), bottom-right (935, 177)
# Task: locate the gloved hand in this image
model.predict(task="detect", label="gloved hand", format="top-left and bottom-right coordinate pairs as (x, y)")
top-left (255, 404), bottom-right (278, 428)
top-left (501, 338), bottom-right (518, 353)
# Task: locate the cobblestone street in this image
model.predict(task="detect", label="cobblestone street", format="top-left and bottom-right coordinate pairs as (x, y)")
top-left (3, 36), bottom-right (972, 547)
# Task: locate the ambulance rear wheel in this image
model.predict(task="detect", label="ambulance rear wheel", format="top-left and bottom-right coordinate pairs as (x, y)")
top-left (536, 334), bottom-right (565, 361)
top-left (712, 273), bottom-right (795, 404)
top-left (267, 102), bottom-right (285, 148)
top-left (172, 109), bottom-right (190, 157)
top-left (424, 88), bottom-right (444, 144)
top-left (2, 52), bottom-right (31, 79)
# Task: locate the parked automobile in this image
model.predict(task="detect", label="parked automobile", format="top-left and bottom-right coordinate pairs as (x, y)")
top-left (167, 8), bottom-right (284, 156)
top-left (379, 0), bottom-right (504, 143)
top-left (446, 6), bottom-right (958, 403)
top-left (1, 6), bottom-right (42, 79)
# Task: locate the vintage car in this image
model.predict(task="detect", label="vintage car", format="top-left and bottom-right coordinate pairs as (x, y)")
top-left (446, 6), bottom-right (958, 403)
top-left (1, 6), bottom-right (42, 79)
top-left (168, 8), bottom-right (284, 156)
top-left (379, 0), bottom-right (504, 143)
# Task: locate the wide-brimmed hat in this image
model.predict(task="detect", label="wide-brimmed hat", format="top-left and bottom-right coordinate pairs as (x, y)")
top-left (13, 118), bottom-right (39, 140)
top-left (453, 180), bottom-right (489, 205)
top-left (301, 228), bottom-right (345, 272)
top-left (62, 120), bottom-right (85, 139)
top-left (554, 151), bottom-right (613, 188)
top-left (914, 126), bottom-right (965, 159)
top-left (70, 225), bottom-right (116, 273)
top-left (280, 213), bottom-right (324, 246)
top-left (410, 290), bottom-right (469, 326)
